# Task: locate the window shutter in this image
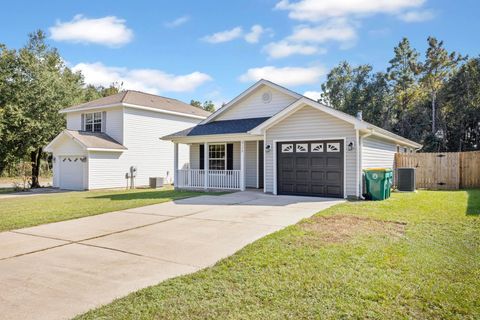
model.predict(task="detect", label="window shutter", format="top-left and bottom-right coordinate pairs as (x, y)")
top-left (199, 144), bottom-right (204, 170)
top-left (81, 114), bottom-right (85, 131)
top-left (101, 111), bottom-right (107, 132)
top-left (227, 144), bottom-right (233, 170)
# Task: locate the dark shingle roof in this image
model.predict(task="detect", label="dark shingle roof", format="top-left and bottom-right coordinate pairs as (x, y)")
top-left (164, 117), bottom-right (270, 138)
top-left (60, 90), bottom-right (211, 118)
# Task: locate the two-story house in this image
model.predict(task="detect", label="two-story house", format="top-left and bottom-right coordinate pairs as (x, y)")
top-left (45, 90), bottom-right (210, 190)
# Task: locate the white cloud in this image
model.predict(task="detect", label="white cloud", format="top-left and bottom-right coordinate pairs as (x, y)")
top-left (49, 15), bottom-right (133, 47)
top-left (368, 28), bottom-right (391, 37)
top-left (261, 19), bottom-right (354, 58)
top-left (398, 9), bottom-right (435, 22)
top-left (239, 65), bottom-right (326, 87)
top-left (303, 90), bottom-right (322, 101)
top-left (244, 25), bottom-right (265, 43)
top-left (202, 27), bottom-right (243, 43)
top-left (287, 19), bottom-right (357, 44)
top-left (263, 40), bottom-right (322, 58)
top-left (275, 0), bottom-right (425, 21)
top-left (72, 62), bottom-right (212, 94)
top-left (165, 15), bottom-right (190, 28)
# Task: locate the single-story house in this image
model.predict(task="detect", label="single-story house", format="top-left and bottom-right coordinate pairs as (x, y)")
top-left (45, 90), bottom-right (210, 190)
top-left (162, 79), bottom-right (422, 198)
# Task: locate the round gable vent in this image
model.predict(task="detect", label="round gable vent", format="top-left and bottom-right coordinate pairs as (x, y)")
top-left (262, 91), bottom-right (272, 103)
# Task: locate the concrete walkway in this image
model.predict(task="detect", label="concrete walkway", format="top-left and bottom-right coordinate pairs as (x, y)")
top-left (0, 191), bottom-right (343, 320)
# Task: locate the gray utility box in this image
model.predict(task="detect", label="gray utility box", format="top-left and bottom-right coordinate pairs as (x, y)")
top-left (396, 168), bottom-right (416, 191)
top-left (149, 177), bottom-right (164, 189)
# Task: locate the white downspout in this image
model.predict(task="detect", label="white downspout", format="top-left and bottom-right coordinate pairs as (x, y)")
top-left (358, 130), bottom-right (373, 199)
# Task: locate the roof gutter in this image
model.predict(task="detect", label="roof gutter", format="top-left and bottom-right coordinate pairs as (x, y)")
top-left (369, 129), bottom-right (422, 149)
top-left (161, 132), bottom-right (262, 143)
top-left (86, 148), bottom-right (126, 152)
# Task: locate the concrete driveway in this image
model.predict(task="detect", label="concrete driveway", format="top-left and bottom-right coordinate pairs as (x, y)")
top-left (0, 191), bottom-right (343, 320)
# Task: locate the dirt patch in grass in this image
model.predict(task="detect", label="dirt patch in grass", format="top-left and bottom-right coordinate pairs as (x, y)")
top-left (300, 215), bottom-right (406, 244)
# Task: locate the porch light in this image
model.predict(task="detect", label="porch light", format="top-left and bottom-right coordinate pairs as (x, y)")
top-left (348, 141), bottom-right (355, 151)
top-left (265, 144), bottom-right (272, 152)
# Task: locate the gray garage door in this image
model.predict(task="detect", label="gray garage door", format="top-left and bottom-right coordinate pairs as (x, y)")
top-left (277, 140), bottom-right (344, 198)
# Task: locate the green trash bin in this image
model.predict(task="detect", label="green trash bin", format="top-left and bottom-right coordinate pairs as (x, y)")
top-left (363, 168), bottom-right (393, 200)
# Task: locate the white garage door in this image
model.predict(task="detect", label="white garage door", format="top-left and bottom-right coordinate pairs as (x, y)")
top-left (59, 156), bottom-right (85, 190)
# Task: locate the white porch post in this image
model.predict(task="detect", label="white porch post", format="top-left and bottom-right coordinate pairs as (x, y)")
top-left (240, 140), bottom-right (246, 191)
top-left (173, 142), bottom-right (178, 187)
top-left (204, 142), bottom-right (209, 190)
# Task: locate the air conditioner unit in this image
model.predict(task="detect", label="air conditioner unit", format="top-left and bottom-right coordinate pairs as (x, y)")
top-left (149, 177), bottom-right (164, 189)
top-left (397, 168), bottom-right (415, 191)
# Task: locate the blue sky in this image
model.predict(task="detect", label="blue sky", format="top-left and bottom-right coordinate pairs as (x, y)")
top-left (1, 0), bottom-right (479, 107)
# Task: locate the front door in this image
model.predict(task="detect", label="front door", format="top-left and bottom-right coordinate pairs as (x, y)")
top-left (258, 141), bottom-right (264, 189)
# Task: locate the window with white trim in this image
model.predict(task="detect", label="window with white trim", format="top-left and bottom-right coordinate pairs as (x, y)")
top-left (85, 112), bottom-right (102, 132)
top-left (208, 144), bottom-right (226, 170)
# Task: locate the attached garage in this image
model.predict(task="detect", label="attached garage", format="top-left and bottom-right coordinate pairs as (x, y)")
top-left (277, 140), bottom-right (344, 198)
top-left (58, 156), bottom-right (86, 190)
top-left (45, 130), bottom-right (127, 190)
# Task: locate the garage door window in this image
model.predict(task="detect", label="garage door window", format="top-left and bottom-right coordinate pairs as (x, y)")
top-left (296, 143), bottom-right (308, 152)
top-left (311, 143), bottom-right (324, 152)
top-left (281, 144), bottom-right (293, 153)
top-left (327, 142), bottom-right (340, 152)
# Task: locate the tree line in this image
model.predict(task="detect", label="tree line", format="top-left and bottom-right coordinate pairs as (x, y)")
top-left (0, 31), bottom-right (219, 187)
top-left (0, 31), bottom-right (121, 187)
top-left (320, 37), bottom-right (480, 152)
top-left (1, 32), bottom-right (479, 188)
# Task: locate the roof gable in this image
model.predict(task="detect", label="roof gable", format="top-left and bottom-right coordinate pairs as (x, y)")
top-left (201, 79), bottom-right (301, 124)
top-left (249, 97), bottom-right (366, 134)
top-left (249, 97), bottom-right (422, 148)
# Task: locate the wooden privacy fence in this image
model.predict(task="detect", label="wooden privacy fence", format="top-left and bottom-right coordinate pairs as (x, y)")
top-left (394, 151), bottom-right (480, 190)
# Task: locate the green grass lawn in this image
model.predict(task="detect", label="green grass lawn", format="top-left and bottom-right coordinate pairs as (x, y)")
top-left (77, 189), bottom-right (480, 320)
top-left (0, 187), bottom-right (218, 232)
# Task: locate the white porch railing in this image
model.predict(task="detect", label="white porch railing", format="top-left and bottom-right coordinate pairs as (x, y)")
top-left (176, 169), bottom-right (241, 190)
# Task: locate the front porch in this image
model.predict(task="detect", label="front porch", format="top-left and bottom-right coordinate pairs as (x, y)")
top-left (173, 140), bottom-right (264, 191)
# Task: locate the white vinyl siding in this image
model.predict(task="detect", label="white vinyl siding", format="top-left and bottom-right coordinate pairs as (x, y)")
top-left (216, 85), bottom-right (297, 121)
top-left (105, 107), bottom-right (124, 144)
top-left (84, 108), bottom-right (197, 189)
top-left (66, 112), bottom-right (82, 130)
top-left (265, 105), bottom-right (358, 197)
top-left (65, 107), bottom-right (124, 144)
top-left (361, 135), bottom-right (397, 170)
top-left (87, 151), bottom-right (125, 189)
